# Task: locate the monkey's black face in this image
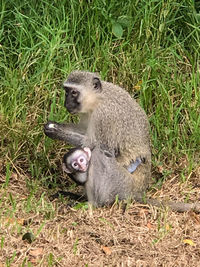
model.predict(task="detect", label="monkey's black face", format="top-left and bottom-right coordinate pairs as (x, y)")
top-left (64, 86), bottom-right (81, 114)
top-left (63, 74), bottom-right (102, 114)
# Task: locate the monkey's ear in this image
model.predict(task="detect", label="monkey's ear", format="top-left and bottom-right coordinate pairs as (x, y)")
top-left (62, 163), bottom-right (72, 173)
top-left (93, 77), bottom-right (102, 92)
top-left (83, 147), bottom-right (92, 160)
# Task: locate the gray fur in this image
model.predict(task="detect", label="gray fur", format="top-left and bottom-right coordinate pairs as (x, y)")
top-left (63, 147), bottom-right (200, 212)
top-left (44, 70), bottom-right (151, 196)
top-left (63, 146), bottom-right (135, 206)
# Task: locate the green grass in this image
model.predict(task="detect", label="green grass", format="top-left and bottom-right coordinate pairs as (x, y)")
top-left (0, 0), bottom-right (200, 265)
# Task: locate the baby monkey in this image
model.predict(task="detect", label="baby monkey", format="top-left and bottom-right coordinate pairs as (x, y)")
top-left (63, 147), bottom-right (142, 186)
top-left (62, 147), bottom-right (92, 185)
top-left (63, 146), bottom-right (143, 207)
top-left (63, 147), bottom-right (200, 212)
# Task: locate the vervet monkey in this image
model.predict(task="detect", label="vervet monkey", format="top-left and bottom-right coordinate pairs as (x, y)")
top-left (62, 146), bottom-right (142, 185)
top-left (62, 146), bottom-right (137, 207)
top-left (62, 146), bottom-right (91, 185)
top-left (44, 71), bottom-right (151, 196)
top-left (62, 147), bottom-right (200, 212)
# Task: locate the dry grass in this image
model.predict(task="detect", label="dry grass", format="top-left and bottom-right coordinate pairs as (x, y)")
top-left (0, 165), bottom-right (200, 267)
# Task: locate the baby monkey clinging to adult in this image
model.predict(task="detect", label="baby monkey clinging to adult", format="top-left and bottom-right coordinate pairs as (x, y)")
top-left (62, 146), bottom-right (142, 186)
top-left (63, 146), bottom-right (200, 212)
top-left (62, 146), bottom-right (140, 207)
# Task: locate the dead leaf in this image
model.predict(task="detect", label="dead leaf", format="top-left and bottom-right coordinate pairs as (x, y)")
top-left (146, 222), bottom-right (154, 229)
top-left (183, 239), bottom-right (195, 246)
top-left (165, 223), bottom-right (170, 231)
top-left (30, 258), bottom-right (38, 264)
top-left (4, 217), bottom-right (15, 225)
top-left (29, 247), bottom-right (44, 257)
top-left (157, 165), bottom-right (164, 174)
top-left (139, 209), bottom-right (149, 216)
top-left (134, 80), bottom-right (142, 91)
top-left (189, 211), bottom-right (200, 224)
top-left (4, 217), bottom-right (24, 226)
top-left (101, 246), bottom-right (112, 255)
top-left (17, 219), bottom-right (25, 225)
top-left (11, 173), bottom-right (18, 180)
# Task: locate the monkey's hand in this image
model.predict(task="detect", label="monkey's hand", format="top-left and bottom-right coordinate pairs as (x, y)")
top-left (99, 144), bottom-right (116, 158)
top-left (44, 121), bottom-right (85, 146)
top-left (81, 136), bottom-right (96, 151)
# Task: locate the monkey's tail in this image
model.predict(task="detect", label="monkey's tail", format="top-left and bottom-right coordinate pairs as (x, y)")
top-left (135, 196), bottom-right (200, 213)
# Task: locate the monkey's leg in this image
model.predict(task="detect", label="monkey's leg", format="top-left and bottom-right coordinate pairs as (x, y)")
top-left (44, 121), bottom-right (85, 146)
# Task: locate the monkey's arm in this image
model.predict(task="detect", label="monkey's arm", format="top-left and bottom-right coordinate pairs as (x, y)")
top-left (44, 121), bottom-right (85, 146)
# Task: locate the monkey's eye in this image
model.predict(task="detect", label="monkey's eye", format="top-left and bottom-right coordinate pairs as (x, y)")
top-left (71, 90), bottom-right (78, 97)
top-left (72, 161), bottom-right (79, 170)
top-left (79, 157), bottom-right (86, 164)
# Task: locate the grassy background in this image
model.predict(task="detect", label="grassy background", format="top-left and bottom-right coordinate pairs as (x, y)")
top-left (0, 0), bottom-right (200, 266)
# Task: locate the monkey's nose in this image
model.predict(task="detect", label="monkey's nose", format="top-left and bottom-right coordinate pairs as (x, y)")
top-left (79, 164), bottom-right (88, 172)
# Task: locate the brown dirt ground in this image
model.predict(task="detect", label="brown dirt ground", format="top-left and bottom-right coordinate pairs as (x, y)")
top-left (0, 164), bottom-right (200, 267)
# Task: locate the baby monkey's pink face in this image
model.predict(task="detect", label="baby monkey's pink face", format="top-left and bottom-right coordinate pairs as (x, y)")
top-left (62, 147), bottom-right (91, 174)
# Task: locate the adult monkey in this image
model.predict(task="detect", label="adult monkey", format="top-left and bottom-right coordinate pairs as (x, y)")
top-left (44, 70), bottom-right (151, 198)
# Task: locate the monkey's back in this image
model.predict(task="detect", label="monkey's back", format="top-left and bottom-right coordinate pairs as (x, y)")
top-left (86, 81), bottom-right (151, 192)
top-left (90, 82), bottom-right (151, 162)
